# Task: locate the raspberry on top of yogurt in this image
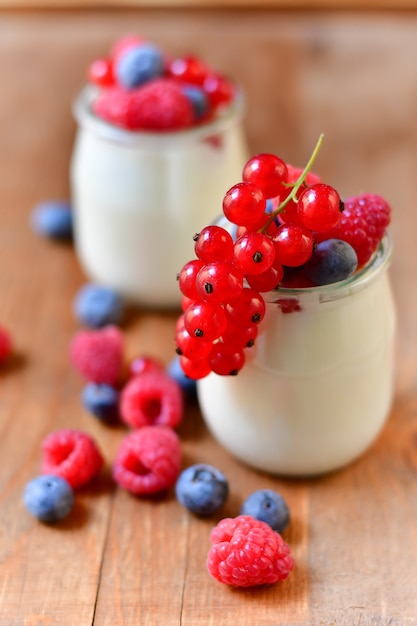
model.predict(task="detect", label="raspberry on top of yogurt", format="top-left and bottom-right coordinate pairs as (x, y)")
top-left (88, 34), bottom-right (237, 131)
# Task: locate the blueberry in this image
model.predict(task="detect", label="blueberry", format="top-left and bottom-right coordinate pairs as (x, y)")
top-left (304, 238), bottom-right (358, 286)
top-left (24, 475), bottom-right (74, 523)
top-left (115, 44), bottom-right (165, 89)
top-left (181, 85), bottom-right (210, 120)
top-left (82, 382), bottom-right (119, 422)
top-left (167, 356), bottom-right (196, 396)
top-left (31, 200), bottom-right (73, 240)
top-left (73, 283), bottom-right (124, 328)
top-left (240, 489), bottom-right (290, 533)
top-left (175, 463), bottom-right (229, 515)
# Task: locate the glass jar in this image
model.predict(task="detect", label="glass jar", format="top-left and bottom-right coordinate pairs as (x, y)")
top-left (70, 85), bottom-right (248, 308)
top-left (197, 235), bottom-right (396, 476)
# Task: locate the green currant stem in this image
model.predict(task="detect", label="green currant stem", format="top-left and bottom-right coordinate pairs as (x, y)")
top-left (261, 133), bottom-right (325, 233)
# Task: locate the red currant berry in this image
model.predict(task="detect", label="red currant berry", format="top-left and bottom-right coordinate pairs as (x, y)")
top-left (271, 223), bottom-right (314, 267)
top-left (184, 301), bottom-right (227, 342)
top-left (179, 355), bottom-right (211, 380)
top-left (275, 186), bottom-right (305, 226)
top-left (221, 321), bottom-right (258, 349)
top-left (88, 58), bottom-right (114, 87)
top-left (225, 288), bottom-right (266, 328)
top-left (177, 259), bottom-right (205, 300)
top-left (196, 261), bottom-right (243, 304)
top-left (168, 56), bottom-right (210, 85)
top-left (223, 182), bottom-right (266, 229)
top-left (242, 154), bottom-right (288, 199)
top-left (233, 232), bottom-right (276, 275)
top-left (203, 74), bottom-right (234, 107)
top-left (181, 295), bottom-right (195, 313)
top-left (175, 326), bottom-right (213, 360)
top-left (297, 183), bottom-right (343, 232)
top-left (194, 225), bottom-right (234, 263)
top-left (209, 342), bottom-right (245, 376)
top-left (245, 261), bottom-right (284, 292)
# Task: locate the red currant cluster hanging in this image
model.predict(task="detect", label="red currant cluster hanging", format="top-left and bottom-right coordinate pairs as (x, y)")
top-left (175, 134), bottom-right (390, 379)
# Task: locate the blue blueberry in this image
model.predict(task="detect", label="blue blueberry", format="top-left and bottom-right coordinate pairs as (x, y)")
top-left (24, 475), bottom-right (75, 523)
top-left (304, 238), bottom-right (358, 286)
top-left (31, 200), bottom-right (73, 240)
top-left (175, 463), bottom-right (229, 515)
top-left (181, 85), bottom-right (210, 120)
top-left (240, 489), bottom-right (290, 533)
top-left (167, 356), bottom-right (196, 396)
top-left (73, 283), bottom-right (124, 328)
top-left (82, 382), bottom-right (119, 422)
top-left (115, 44), bottom-right (165, 89)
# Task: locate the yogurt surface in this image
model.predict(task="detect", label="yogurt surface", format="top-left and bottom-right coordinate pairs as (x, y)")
top-left (197, 238), bottom-right (396, 476)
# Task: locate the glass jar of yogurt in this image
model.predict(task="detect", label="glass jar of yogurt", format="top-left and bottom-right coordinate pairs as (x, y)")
top-left (70, 85), bottom-right (248, 308)
top-left (197, 234), bottom-right (396, 476)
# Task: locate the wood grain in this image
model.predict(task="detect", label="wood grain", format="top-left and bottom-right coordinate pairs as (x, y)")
top-left (1, 8), bottom-right (417, 625)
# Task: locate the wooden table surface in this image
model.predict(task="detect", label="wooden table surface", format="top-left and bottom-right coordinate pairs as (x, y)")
top-left (2, 8), bottom-right (417, 626)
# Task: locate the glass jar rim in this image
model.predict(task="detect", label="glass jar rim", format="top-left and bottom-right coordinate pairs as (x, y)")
top-left (214, 214), bottom-right (393, 303)
top-left (72, 84), bottom-right (246, 146)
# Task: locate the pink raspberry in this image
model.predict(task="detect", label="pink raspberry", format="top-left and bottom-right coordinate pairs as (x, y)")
top-left (0, 325), bottom-right (12, 363)
top-left (113, 426), bottom-right (181, 495)
top-left (127, 79), bottom-right (194, 131)
top-left (69, 325), bottom-right (123, 385)
top-left (92, 86), bottom-right (133, 129)
top-left (120, 370), bottom-right (183, 429)
top-left (315, 193), bottom-right (391, 267)
top-left (207, 515), bottom-right (294, 587)
top-left (41, 429), bottom-right (104, 488)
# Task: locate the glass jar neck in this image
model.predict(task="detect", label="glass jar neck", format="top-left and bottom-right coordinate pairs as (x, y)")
top-left (72, 84), bottom-right (246, 147)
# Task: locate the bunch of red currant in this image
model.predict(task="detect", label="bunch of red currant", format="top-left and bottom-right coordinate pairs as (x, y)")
top-left (175, 135), bottom-right (389, 379)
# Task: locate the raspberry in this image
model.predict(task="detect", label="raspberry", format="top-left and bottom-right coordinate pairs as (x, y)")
top-left (41, 429), bottom-right (104, 488)
top-left (92, 86), bottom-right (133, 129)
top-left (69, 325), bottom-right (124, 385)
top-left (112, 425), bottom-right (181, 495)
top-left (120, 371), bottom-right (183, 429)
top-left (207, 515), bottom-right (294, 587)
top-left (316, 193), bottom-right (391, 267)
top-left (126, 79), bottom-right (194, 131)
top-left (0, 325), bottom-right (12, 363)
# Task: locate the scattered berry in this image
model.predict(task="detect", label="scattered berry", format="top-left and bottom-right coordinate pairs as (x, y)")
top-left (120, 370), bottom-right (183, 429)
top-left (87, 57), bottom-right (114, 87)
top-left (31, 200), bottom-right (73, 240)
top-left (240, 489), bottom-right (290, 533)
top-left (82, 382), bottom-right (120, 423)
top-left (207, 515), bottom-right (294, 587)
top-left (304, 238), bottom-right (358, 285)
top-left (115, 43), bottom-right (165, 89)
top-left (73, 283), bottom-right (125, 328)
top-left (176, 463), bottom-right (229, 515)
top-left (41, 429), bottom-right (104, 488)
top-left (69, 325), bottom-right (124, 385)
top-left (113, 425), bottom-right (181, 495)
top-left (0, 325), bottom-right (12, 363)
top-left (23, 475), bottom-right (75, 523)
top-left (128, 354), bottom-right (164, 378)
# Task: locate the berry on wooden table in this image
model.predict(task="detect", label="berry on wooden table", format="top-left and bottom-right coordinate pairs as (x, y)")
top-left (82, 382), bottom-right (120, 423)
top-left (70, 325), bottom-right (124, 385)
top-left (207, 515), bottom-right (294, 587)
top-left (113, 425), bottom-right (181, 495)
top-left (240, 489), bottom-right (290, 533)
top-left (41, 429), bottom-right (104, 489)
top-left (175, 463), bottom-right (229, 515)
top-left (24, 475), bottom-right (75, 523)
top-left (73, 283), bottom-right (125, 328)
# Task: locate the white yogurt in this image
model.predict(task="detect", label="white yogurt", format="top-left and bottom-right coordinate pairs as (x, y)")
top-left (70, 85), bottom-right (248, 308)
top-left (197, 236), bottom-right (396, 476)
